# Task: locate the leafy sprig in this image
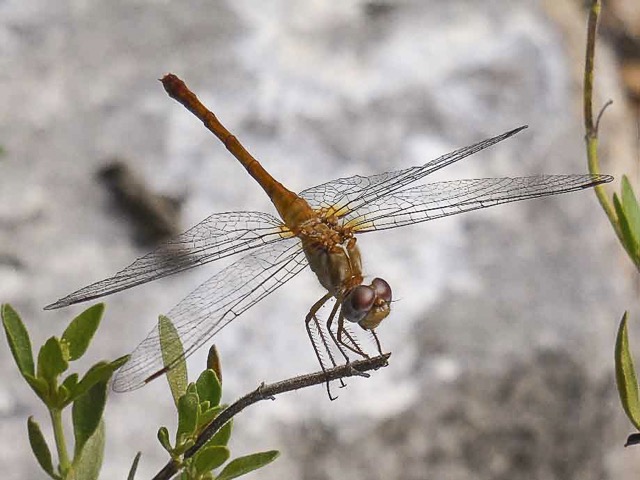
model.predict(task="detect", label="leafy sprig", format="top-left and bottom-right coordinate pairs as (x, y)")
top-left (2, 303), bottom-right (127, 479)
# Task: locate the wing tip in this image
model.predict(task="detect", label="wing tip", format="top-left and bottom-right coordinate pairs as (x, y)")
top-left (506, 125), bottom-right (528, 138)
top-left (43, 299), bottom-right (69, 310)
top-left (594, 174), bottom-right (614, 184)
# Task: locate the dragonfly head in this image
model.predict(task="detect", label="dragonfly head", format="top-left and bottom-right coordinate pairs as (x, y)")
top-left (342, 277), bottom-right (392, 330)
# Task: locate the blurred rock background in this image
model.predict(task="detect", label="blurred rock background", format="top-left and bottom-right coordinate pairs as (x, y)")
top-left (0, 0), bottom-right (638, 479)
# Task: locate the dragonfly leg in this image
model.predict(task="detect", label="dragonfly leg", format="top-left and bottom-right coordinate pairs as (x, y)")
top-left (305, 293), bottom-right (345, 395)
top-left (325, 300), bottom-right (351, 364)
top-left (370, 329), bottom-right (384, 356)
top-left (335, 310), bottom-right (369, 359)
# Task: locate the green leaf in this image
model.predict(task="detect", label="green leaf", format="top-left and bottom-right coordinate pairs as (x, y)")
top-left (24, 374), bottom-right (50, 403)
top-left (37, 337), bottom-right (68, 383)
top-left (193, 446), bottom-right (230, 474)
top-left (158, 315), bottom-right (188, 407)
top-left (27, 416), bottom-right (58, 479)
top-left (176, 392), bottom-right (199, 443)
top-left (61, 373), bottom-right (79, 393)
top-left (71, 419), bottom-right (105, 480)
top-left (157, 426), bottom-right (172, 453)
top-left (614, 193), bottom-right (639, 256)
top-left (72, 380), bottom-right (107, 459)
top-left (127, 452), bottom-right (142, 480)
top-left (61, 304), bottom-right (103, 361)
top-left (622, 176), bottom-right (640, 236)
top-left (2, 304), bottom-right (35, 377)
top-left (615, 312), bottom-right (640, 430)
top-left (196, 370), bottom-right (222, 407)
top-left (198, 405), bottom-right (224, 431)
top-left (70, 356), bottom-right (128, 404)
top-left (205, 419), bottom-right (233, 448)
top-left (172, 439), bottom-right (195, 457)
top-left (216, 451), bottom-right (280, 480)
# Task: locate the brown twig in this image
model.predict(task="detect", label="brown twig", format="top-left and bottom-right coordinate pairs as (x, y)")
top-left (151, 354), bottom-right (391, 480)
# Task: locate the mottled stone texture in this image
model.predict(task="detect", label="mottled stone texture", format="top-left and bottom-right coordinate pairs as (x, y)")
top-left (0, 1), bottom-right (637, 479)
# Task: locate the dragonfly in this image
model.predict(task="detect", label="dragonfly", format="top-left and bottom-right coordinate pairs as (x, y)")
top-left (45, 74), bottom-right (613, 393)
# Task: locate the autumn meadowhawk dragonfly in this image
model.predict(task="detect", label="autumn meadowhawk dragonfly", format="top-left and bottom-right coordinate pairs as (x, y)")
top-left (45, 74), bottom-right (612, 393)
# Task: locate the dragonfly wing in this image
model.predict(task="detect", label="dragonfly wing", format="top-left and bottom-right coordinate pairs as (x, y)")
top-left (300, 126), bottom-right (527, 215)
top-left (342, 174), bottom-right (612, 232)
top-left (45, 211), bottom-right (288, 309)
top-left (112, 237), bottom-right (307, 392)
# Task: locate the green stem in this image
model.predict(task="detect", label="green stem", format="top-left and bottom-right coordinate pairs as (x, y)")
top-left (49, 408), bottom-right (71, 476)
top-left (583, 0), bottom-right (627, 247)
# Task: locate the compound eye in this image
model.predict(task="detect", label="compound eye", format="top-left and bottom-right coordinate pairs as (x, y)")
top-left (371, 277), bottom-right (392, 303)
top-left (342, 285), bottom-right (375, 323)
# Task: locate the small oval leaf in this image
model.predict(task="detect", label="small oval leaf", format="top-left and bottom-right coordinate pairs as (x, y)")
top-left (176, 392), bottom-right (200, 442)
top-left (204, 419), bottom-right (233, 448)
top-left (216, 451), bottom-right (280, 480)
top-left (193, 445), bottom-right (230, 474)
top-left (198, 405), bottom-right (225, 433)
top-left (621, 176), bottom-right (640, 235)
top-left (615, 312), bottom-right (640, 430)
top-left (196, 369), bottom-right (222, 407)
top-left (158, 315), bottom-right (188, 407)
top-left (157, 427), bottom-right (173, 453)
top-left (37, 337), bottom-right (68, 383)
top-left (27, 416), bottom-right (56, 478)
top-left (61, 304), bottom-right (104, 361)
top-left (2, 304), bottom-right (35, 377)
top-left (72, 380), bottom-right (108, 459)
top-left (72, 419), bottom-right (105, 480)
top-left (614, 193), bottom-right (639, 256)
top-left (24, 374), bottom-right (50, 403)
top-left (71, 356), bottom-right (126, 403)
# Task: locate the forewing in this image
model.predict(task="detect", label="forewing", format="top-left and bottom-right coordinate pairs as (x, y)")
top-left (299, 126), bottom-right (526, 216)
top-left (342, 174), bottom-right (612, 232)
top-left (45, 211), bottom-right (287, 309)
top-left (112, 237), bottom-right (307, 392)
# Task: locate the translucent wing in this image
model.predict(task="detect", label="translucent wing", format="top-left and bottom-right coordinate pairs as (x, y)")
top-left (112, 237), bottom-right (307, 392)
top-left (45, 211), bottom-right (288, 309)
top-left (299, 126), bottom-right (527, 214)
top-left (340, 174), bottom-right (612, 232)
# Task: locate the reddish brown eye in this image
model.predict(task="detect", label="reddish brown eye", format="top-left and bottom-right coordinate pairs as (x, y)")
top-left (342, 285), bottom-right (375, 323)
top-left (371, 277), bottom-right (392, 303)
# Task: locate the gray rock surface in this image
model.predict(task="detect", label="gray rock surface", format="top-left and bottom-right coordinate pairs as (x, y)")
top-left (1, 1), bottom-right (637, 479)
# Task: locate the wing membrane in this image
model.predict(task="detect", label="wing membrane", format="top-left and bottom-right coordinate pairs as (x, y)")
top-left (45, 211), bottom-right (287, 309)
top-left (343, 174), bottom-right (612, 232)
top-left (300, 126), bottom-right (527, 215)
top-left (112, 237), bottom-right (307, 392)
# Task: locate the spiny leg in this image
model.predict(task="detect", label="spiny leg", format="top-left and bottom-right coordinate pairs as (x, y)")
top-left (340, 322), bottom-right (368, 357)
top-left (309, 318), bottom-right (344, 398)
top-left (333, 312), bottom-right (372, 379)
top-left (305, 293), bottom-right (345, 397)
top-left (324, 296), bottom-right (351, 364)
top-left (335, 309), bottom-right (369, 358)
top-left (370, 329), bottom-right (384, 356)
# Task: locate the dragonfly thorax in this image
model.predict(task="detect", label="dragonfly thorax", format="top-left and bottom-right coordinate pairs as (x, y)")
top-left (302, 232), bottom-right (363, 295)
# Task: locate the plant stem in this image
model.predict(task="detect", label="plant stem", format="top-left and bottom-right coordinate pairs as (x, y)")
top-left (49, 408), bottom-right (71, 476)
top-left (583, 1), bottom-right (626, 243)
